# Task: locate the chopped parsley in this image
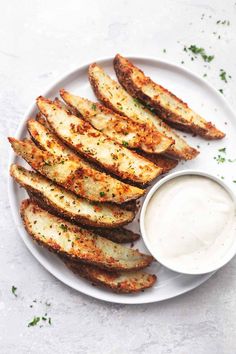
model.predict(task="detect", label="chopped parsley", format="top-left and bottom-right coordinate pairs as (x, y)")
top-left (122, 141), bottom-right (129, 147)
top-left (233, 180), bottom-right (236, 183)
top-left (99, 191), bottom-right (105, 197)
top-left (60, 224), bottom-right (68, 232)
top-left (28, 316), bottom-right (40, 327)
top-left (214, 155), bottom-right (226, 164)
top-left (11, 285), bottom-right (17, 297)
top-left (216, 20), bottom-right (230, 25)
top-left (91, 103), bottom-right (97, 111)
top-left (219, 69), bottom-right (231, 83)
top-left (187, 45), bottom-right (214, 62)
top-left (219, 89), bottom-right (224, 94)
top-left (218, 147), bottom-right (226, 153)
top-left (163, 49), bottom-right (166, 53)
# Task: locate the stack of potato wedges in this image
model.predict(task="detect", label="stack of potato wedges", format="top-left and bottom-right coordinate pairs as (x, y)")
top-left (9, 54), bottom-right (225, 294)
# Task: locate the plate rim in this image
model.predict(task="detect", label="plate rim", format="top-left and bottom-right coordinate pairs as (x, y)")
top-left (8, 55), bottom-right (234, 304)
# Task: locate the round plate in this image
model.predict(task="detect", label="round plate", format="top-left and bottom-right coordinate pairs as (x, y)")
top-left (8, 57), bottom-right (236, 304)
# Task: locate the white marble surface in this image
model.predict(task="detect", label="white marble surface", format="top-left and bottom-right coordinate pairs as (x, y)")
top-left (1, 0), bottom-right (236, 353)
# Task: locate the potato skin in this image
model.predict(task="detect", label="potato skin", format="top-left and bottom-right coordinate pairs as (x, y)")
top-left (114, 54), bottom-right (225, 140)
top-left (20, 199), bottom-right (153, 272)
top-left (64, 259), bottom-right (157, 293)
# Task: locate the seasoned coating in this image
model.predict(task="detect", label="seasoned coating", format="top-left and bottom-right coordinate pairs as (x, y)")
top-left (37, 96), bottom-right (161, 185)
top-left (64, 260), bottom-right (156, 293)
top-left (140, 153), bottom-right (178, 173)
top-left (20, 199), bottom-right (153, 271)
top-left (8, 138), bottom-right (144, 204)
top-left (114, 54), bottom-right (225, 140)
top-left (10, 164), bottom-right (135, 228)
top-left (88, 63), bottom-right (199, 160)
top-left (60, 89), bottom-right (173, 154)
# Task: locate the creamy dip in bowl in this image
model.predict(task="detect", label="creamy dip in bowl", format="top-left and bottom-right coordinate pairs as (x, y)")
top-left (140, 170), bottom-right (236, 274)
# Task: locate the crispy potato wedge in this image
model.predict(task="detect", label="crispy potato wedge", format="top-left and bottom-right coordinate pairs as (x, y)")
top-left (60, 89), bottom-right (173, 154)
top-left (27, 119), bottom-right (82, 162)
top-left (37, 96), bottom-right (161, 185)
top-left (28, 192), bottom-right (139, 243)
top-left (10, 164), bottom-right (134, 228)
top-left (21, 199), bottom-right (153, 271)
top-left (64, 259), bottom-right (156, 293)
top-left (114, 54), bottom-right (225, 140)
top-left (89, 227), bottom-right (140, 243)
top-left (140, 153), bottom-right (178, 174)
top-left (8, 138), bottom-right (144, 204)
top-left (89, 63), bottom-right (199, 160)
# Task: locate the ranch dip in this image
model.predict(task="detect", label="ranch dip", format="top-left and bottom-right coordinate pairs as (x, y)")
top-left (144, 175), bottom-right (236, 273)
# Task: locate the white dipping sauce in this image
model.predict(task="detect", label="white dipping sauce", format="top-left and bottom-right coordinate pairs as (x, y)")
top-left (145, 175), bottom-right (236, 273)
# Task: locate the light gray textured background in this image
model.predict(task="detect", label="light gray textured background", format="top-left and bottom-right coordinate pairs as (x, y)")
top-left (1, 0), bottom-right (236, 353)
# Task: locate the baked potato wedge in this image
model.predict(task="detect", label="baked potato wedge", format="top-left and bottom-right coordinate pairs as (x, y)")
top-left (21, 199), bottom-right (153, 271)
top-left (114, 54), bottom-right (225, 140)
top-left (140, 153), bottom-right (178, 173)
top-left (60, 89), bottom-right (173, 154)
top-left (88, 63), bottom-right (199, 160)
top-left (64, 259), bottom-right (156, 293)
top-left (8, 138), bottom-right (144, 204)
top-left (37, 96), bottom-right (161, 185)
top-left (10, 164), bottom-right (135, 228)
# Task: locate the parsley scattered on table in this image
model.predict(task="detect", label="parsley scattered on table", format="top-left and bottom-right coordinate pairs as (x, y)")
top-left (11, 285), bottom-right (17, 297)
top-left (187, 45), bottom-right (214, 62)
top-left (28, 316), bottom-right (40, 327)
top-left (219, 69), bottom-right (231, 83)
top-left (219, 89), bottom-right (224, 94)
top-left (218, 147), bottom-right (226, 153)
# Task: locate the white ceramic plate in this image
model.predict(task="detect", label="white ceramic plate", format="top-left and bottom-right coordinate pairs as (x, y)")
top-left (8, 57), bottom-right (236, 304)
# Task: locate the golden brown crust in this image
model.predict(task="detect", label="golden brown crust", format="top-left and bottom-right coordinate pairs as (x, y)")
top-left (64, 259), bottom-right (156, 293)
top-left (10, 163), bottom-right (135, 228)
top-left (60, 89), bottom-right (173, 154)
top-left (88, 63), bottom-right (199, 161)
top-left (114, 54), bottom-right (225, 140)
top-left (36, 96), bottom-right (161, 185)
top-left (8, 137), bottom-right (144, 204)
top-left (139, 153), bottom-right (178, 173)
top-left (20, 199), bottom-right (153, 272)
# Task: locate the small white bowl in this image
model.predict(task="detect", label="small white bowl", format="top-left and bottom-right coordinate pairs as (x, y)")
top-left (140, 169), bottom-right (236, 275)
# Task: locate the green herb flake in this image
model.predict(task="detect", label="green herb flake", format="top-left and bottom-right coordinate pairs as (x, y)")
top-left (218, 147), bottom-right (226, 153)
top-left (99, 191), bottom-right (105, 197)
top-left (122, 141), bottom-right (129, 147)
top-left (233, 180), bottom-right (236, 183)
top-left (187, 45), bottom-right (214, 62)
top-left (220, 69), bottom-right (231, 83)
top-left (48, 317), bottom-right (52, 325)
top-left (219, 89), bottom-right (224, 94)
top-left (11, 285), bottom-right (17, 297)
top-left (91, 103), bottom-right (97, 111)
top-left (60, 224), bottom-right (68, 232)
top-left (28, 316), bottom-right (40, 327)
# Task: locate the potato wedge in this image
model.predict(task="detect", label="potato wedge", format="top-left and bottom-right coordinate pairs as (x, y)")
top-left (60, 89), bottom-right (173, 154)
top-left (37, 96), bottom-right (161, 185)
top-left (140, 153), bottom-right (178, 174)
top-left (8, 138), bottom-right (144, 204)
top-left (114, 54), bottom-right (225, 140)
top-left (10, 164), bottom-right (134, 228)
top-left (64, 260), bottom-right (156, 293)
top-left (21, 199), bottom-right (153, 271)
top-left (89, 227), bottom-right (140, 243)
top-left (89, 63), bottom-right (199, 160)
